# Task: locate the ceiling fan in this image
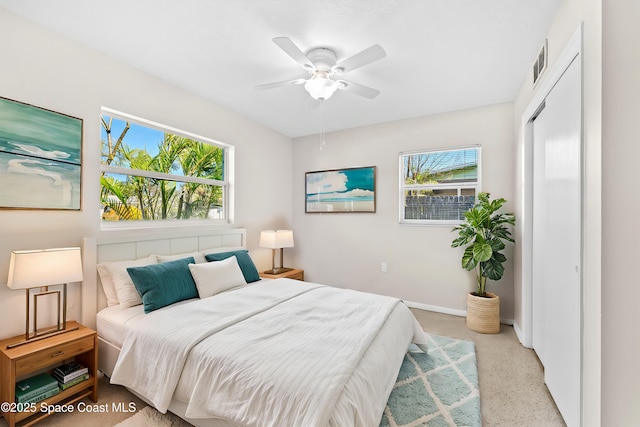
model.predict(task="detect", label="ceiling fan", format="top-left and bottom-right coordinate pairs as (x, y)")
top-left (256, 37), bottom-right (386, 102)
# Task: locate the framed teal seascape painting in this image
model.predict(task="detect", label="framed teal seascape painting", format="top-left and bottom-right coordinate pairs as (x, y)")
top-left (0, 97), bottom-right (82, 210)
top-left (305, 166), bottom-right (376, 213)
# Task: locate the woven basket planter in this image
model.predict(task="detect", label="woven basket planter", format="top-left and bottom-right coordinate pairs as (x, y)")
top-left (466, 292), bottom-right (500, 334)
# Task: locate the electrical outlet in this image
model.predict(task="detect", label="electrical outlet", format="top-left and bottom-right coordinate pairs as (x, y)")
top-left (381, 262), bottom-right (388, 273)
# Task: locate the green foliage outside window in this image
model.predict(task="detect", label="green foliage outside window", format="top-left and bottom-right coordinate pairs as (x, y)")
top-left (400, 147), bottom-right (480, 222)
top-left (100, 115), bottom-right (226, 222)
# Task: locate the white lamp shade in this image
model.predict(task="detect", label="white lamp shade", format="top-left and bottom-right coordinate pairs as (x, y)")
top-left (7, 247), bottom-right (83, 290)
top-left (259, 230), bottom-right (294, 249)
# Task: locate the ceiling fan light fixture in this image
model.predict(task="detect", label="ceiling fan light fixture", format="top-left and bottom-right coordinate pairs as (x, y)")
top-left (261, 37), bottom-right (385, 102)
top-left (304, 74), bottom-right (338, 101)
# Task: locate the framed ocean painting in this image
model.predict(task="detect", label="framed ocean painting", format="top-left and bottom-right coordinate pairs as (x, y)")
top-left (305, 166), bottom-right (376, 213)
top-left (0, 97), bottom-right (82, 210)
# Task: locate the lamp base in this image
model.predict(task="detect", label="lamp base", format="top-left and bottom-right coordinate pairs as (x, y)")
top-left (7, 324), bottom-right (79, 349)
top-left (8, 284), bottom-right (73, 349)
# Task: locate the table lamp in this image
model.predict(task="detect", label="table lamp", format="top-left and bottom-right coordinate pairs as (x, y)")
top-left (259, 230), bottom-right (294, 274)
top-left (6, 247), bottom-right (83, 348)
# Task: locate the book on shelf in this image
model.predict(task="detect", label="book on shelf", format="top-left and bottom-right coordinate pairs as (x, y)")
top-left (53, 360), bottom-right (86, 375)
top-left (20, 387), bottom-right (60, 405)
top-left (58, 373), bottom-right (89, 390)
top-left (53, 361), bottom-right (89, 383)
top-left (15, 373), bottom-right (59, 403)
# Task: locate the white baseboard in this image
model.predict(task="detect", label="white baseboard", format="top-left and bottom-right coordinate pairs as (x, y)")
top-left (512, 322), bottom-right (532, 348)
top-left (501, 317), bottom-right (514, 326)
top-left (403, 299), bottom-right (514, 326)
top-left (403, 300), bottom-right (467, 317)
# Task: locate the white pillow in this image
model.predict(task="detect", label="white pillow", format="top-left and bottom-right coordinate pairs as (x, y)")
top-left (98, 255), bottom-right (157, 308)
top-left (96, 264), bottom-right (119, 307)
top-left (156, 251), bottom-right (206, 264)
top-left (189, 256), bottom-right (247, 299)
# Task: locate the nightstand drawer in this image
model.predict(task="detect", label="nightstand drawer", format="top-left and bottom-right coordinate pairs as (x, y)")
top-left (15, 336), bottom-right (94, 377)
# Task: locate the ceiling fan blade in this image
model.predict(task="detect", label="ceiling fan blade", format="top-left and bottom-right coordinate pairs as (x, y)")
top-left (255, 78), bottom-right (307, 90)
top-left (336, 80), bottom-right (380, 99)
top-left (332, 44), bottom-right (386, 74)
top-left (272, 37), bottom-right (315, 70)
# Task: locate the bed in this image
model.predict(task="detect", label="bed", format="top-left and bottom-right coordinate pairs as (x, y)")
top-left (82, 228), bottom-right (427, 427)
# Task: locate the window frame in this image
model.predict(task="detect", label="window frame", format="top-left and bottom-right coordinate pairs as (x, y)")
top-left (399, 145), bottom-right (481, 225)
top-left (99, 108), bottom-right (233, 230)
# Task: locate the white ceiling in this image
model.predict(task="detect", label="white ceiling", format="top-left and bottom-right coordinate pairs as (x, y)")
top-left (0, 0), bottom-right (562, 138)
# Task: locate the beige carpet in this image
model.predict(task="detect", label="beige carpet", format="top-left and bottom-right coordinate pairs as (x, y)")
top-left (115, 406), bottom-right (189, 426)
top-left (410, 310), bottom-right (566, 426)
top-left (0, 310), bottom-right (566, 427)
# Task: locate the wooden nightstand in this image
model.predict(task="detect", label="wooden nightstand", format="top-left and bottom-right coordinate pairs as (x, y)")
top-left (259, 269), bottom-right (304, 281)
top-left (0, 321), bottom-right (98, 427)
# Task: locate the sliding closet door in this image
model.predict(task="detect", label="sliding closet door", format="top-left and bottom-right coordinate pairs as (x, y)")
top-left (532, 105), bottom-right (549, 366)
top-left (531, 56), bottom-right (582, 427)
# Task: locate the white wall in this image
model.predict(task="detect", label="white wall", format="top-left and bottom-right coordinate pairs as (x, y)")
top-left (0, 9), bottom-right (293, 339)
top-left (512, 0), bottom-right (602, 424)
top-left (601, 2), bottom-right (640, 424)
top-left (292, 103), bottom-right (516, 319)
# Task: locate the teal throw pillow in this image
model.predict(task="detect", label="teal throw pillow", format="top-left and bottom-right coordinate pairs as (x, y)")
top-left (205, 250), bottom-right (260, 283)
top-left (127, 257), bottom-right (198, 313)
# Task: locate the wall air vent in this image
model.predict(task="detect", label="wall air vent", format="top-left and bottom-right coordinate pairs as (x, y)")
top-left (533, 39), bottom-right (548, 85)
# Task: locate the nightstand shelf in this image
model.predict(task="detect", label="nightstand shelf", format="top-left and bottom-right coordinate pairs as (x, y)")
top-left (259, 268), bottom-right (304, 281)
top-left (0, 321), bottom-right (98, 427)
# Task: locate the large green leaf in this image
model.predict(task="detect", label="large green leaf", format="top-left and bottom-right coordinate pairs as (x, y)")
top-left (493, 252), bottom-right (507, 263)
top-left (482, 257), bottom-right (505, 281)
top-left (452, 233), bottom-right (473, 247)
top-left (472, 242), bottom-right (493, 262)
top-left (488, 237), bottom-right (506, 252)
top-left (492, 228), bottom-right (515, 243)
top-left (461, 247), bottom-right (478, 271)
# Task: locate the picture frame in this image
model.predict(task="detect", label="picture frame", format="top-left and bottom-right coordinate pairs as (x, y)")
top-left (0, 97), bottom-right (83, 210)
top-left (305, 166), bottom-right (376, 213)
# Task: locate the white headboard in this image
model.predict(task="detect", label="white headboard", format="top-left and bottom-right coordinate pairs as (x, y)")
top-left (81, 228), bottom-right (247, 329)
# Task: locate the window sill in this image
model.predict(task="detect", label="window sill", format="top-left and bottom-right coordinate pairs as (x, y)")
top-left (399, 219), bottom-right (464, 227)
top-left (100, 219), bottom-right (231, 232)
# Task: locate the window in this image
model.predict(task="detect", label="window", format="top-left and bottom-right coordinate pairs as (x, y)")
top-left (99, 109), bottom-right (231, 226)
top-left (400, 146), bottom-right (480, 223)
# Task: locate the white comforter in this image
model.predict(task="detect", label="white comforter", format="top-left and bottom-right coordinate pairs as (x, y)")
top-left (110, 279), bottom-right (426, 427)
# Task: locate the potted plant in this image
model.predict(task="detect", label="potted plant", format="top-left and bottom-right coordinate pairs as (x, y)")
top-left (451, 192), bottom-right (515, 333)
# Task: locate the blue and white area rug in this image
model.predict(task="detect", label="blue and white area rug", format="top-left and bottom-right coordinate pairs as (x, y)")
top-left (380, 333), bottom-right (481, 427)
